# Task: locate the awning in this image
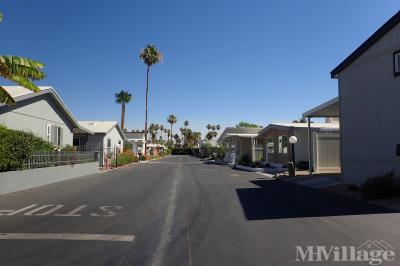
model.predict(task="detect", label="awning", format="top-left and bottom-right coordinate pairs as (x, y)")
top-left (303, 97), bottom-right (339, 118)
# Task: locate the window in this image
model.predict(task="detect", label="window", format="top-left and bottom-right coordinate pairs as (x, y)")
top-left (46, 124), bottom-right (63, 147)
top-left (394, 50), bottom-right (400, 76)
top-left (107, 138), bottom-right (112, 148)
top-left (278, 136), bottom-right (288, 154)
top-left (266, 138), bottom-right (274, 153)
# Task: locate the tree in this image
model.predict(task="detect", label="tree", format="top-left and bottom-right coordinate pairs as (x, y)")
top-left (167, 114), bottom-right (177, 142)
top-left (205, 131), bottom-right (214, 140)
top-left (160, 125), bottom-right (164, 141)
top-left (167, 129), bottom-right (171, 144)
top-left (184, 120), bottom-right (189, 147)
top-left (140, 44), bottom-right (162, 154)
top-left (235, 121), bottom-right (262, 128)
top-left (115, 90), bottom-right (132, 130)
top-left (163, 128), bottom-right (167, 142)
top-left (292, 117), bottom-right (307, 123)
top-left (173, 134), bottom-right (181, 145)
top-left (0, 12), bottom-right (47, 105)
top-left (206, 124), bottom-right (212, 131)
top-left (154, 124), bottom-right (160, 143)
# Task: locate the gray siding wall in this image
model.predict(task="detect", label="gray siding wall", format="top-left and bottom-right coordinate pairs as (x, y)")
top-left (0, 94), bottom-right (73, 146)
top-left (338, 23), bottom-right (400, 184)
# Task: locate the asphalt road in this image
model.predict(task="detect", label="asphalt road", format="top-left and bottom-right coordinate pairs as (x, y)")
top-left (0, 155), bottom-right (399, 266)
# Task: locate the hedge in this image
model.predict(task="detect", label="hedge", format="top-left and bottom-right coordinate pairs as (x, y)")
top-left (0, 125), bottom-right (53, 172)
top-left (111, 151), bottom-right (138, 166)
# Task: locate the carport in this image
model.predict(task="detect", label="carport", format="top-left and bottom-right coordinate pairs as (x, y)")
top-left (303, 97), bottom-right (340, 174)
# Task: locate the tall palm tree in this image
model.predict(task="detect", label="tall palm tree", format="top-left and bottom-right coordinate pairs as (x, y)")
top-left (184, 120), bottom-right (189, 147)
top-left (167, 129), bottom-right (171, 143)
top-left (140, 44), bottom-right (162, 154)
top-left (163, 128), bottom-right (168, 141)
top-left (0, 12), bottom-right (47, 105)
top-left (154, 124), bottom-right (160, 143)
top-left (115, 90), bottom-right (132, 131)
top-left (216, 124), bottom-right (221, 138)
top-left (160, 125), bottom-right (164, 141)
top-left (167, 114), bottom-right (177, 142)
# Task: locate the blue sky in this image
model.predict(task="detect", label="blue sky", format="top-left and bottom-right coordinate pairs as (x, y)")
top-left (1, 1), bottom-right (399, 137)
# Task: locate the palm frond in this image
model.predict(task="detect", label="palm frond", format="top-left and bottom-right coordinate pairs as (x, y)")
top-left (140, 45), bottom-right (163, 66)
top-left (0, 56), bottom-right (46, 80)
top-left (0, 56), bottom-right (44, 69)
top-left (0, 12), bottom-right (3, 22)
top-left (8, 74), bottom-right (41, 93)
top-left (0, 86), bottom-right (16, 105)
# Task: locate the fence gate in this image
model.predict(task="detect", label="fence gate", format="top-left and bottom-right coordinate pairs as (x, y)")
top-left (313, 132), bottom-right (341, 173)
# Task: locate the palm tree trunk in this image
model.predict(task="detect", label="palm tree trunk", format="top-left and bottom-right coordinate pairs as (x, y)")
top-left (144, 66), bottom-right (150, 155)
top-left (121, 103), bottom-right (125, 130)
top-left (170, 124), bottom-right (173, 143)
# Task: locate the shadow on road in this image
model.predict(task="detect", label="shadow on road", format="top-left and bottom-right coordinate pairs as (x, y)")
top-left (236, 180), bottom-right (398, 220)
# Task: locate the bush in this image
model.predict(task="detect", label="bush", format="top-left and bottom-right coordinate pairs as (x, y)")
top-left (112, 152), bottom-right (138, 166)
top-left (0, 126), bottom-right (53, 171)
top-left (239, 154), bottom-right (252, 166)
top-left (199, 144), bottom-right (224, 160)
top-left (123, 141), bottom-right (132, 151)
top-left (361, 170), bottom-right (400, 199)
top-left (171, 147), bottom-right (199, 156)
top-left (61, 145), bottom-right (75, 152)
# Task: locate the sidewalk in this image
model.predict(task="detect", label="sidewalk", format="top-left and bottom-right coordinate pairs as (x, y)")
top-left (279, 173), bottom-right (343, 189)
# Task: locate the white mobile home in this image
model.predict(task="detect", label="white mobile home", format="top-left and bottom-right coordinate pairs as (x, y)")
top-left (74, 121), bottom-right (126, 153)
top-left (218, 127), bottom-right (262, 164)
top-left (331, 11), bottom-right (400, 184)
top-left (258, 122), bottom-right (340, 172)
top-left (0, 86), bottom-right (92, 147)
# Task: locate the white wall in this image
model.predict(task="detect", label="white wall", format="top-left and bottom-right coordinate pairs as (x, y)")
top-left (338, 22), bottom-right (400, 184)
top-left (0, 95), bottom-right (73, 146)
top-left (104, 127), bottom-right (124, 153)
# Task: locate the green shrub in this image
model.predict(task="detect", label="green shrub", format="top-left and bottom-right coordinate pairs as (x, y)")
top-left (61, 145), bottom-right (75, 152)
top-left (123, 140), bottom-right (132, 151)
top-left (199, 144), bottom-right (224, 159)
top-left (112, 152), bottom-right (138, 166)
top-left (239, 154), bottom-right (251, 166)
top-left (172, 147), bottom-right (199, 156)
top-left (0, 126), bottom-right (53, 172)
top-left (361, 170), bottom-right (400, 199)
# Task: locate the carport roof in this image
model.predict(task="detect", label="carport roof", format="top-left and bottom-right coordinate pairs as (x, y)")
top-left (303, 97), bottom-right (339, 118)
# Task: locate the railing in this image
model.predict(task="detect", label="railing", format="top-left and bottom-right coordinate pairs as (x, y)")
top-left (22, 151), bottom-right (100, 169)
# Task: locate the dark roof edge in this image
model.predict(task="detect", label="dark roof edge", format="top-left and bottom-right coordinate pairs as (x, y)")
top-left (330, 10), bottom-right (400, 78)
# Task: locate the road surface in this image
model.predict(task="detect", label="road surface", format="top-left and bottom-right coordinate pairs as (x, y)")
top-left (0, 155), bottom-right (399, 265)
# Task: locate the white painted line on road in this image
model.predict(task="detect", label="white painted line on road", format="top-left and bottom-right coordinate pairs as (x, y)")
top-left (0, 210), bottom-right (13, 215)
top-left (24, 205), bottom-right (55, 216)
top-left (55, 205), bottom-right (87, 216)
top-left (6, 205), bottom-right (38, 216)
top-left (0, 233), bottom-right (135, 242)
top-left (151, 171), bottom-right (182, 266)
top-left (35, 205), bottom-right (64, 216)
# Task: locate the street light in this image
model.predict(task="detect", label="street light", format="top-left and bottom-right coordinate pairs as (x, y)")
top-left (289, 136), bottom-right (298, 176)
top-left (289, 136), bottom-right (297, 163)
